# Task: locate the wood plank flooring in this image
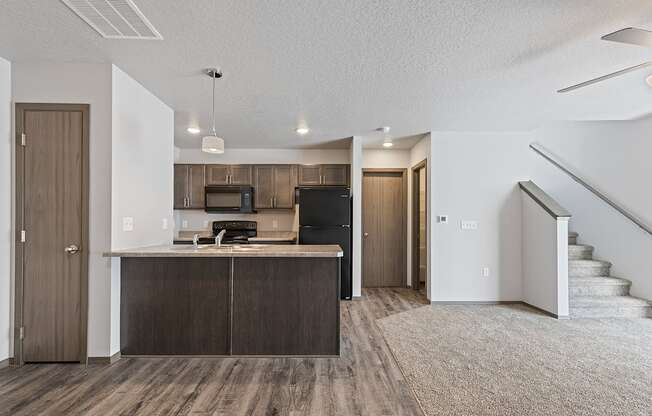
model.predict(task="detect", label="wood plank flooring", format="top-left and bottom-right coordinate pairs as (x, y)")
top-left (0, 288), bottom-right (429, 416)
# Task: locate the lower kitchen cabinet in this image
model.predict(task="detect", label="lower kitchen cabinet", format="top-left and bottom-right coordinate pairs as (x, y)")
top-left (120, 258), bottom-right (230, 355)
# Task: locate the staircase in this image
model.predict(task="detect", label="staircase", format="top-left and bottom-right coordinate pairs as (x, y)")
top-left (569, 231), bottom-right (652, 318)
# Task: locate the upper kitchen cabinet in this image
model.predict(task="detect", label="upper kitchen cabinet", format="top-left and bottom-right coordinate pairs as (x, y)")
top-left (205, 164), bottom-right (252, 185)
top-left (253, 165), bottom-right (297, 209)
top-left (174, 164), bottom-right (205, 209)
top-left (298, 164), bottom-right (350, 186)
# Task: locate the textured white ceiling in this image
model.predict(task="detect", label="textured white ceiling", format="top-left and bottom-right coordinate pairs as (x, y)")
top-left (2, 0), bottom-right (652, 149)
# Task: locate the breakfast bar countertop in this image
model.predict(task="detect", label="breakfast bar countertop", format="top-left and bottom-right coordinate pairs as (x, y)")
top-left (103, 243), bottom-right (342, 258)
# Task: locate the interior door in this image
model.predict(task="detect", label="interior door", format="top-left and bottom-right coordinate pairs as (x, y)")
top-left (19, 104), bottom-right (87, 362)
top-left (273, 165), bottom-right (296, 208)
top-left (362, 171), bottom-right (405, 287)
top-left (253, 165), bottom-right (275, 209)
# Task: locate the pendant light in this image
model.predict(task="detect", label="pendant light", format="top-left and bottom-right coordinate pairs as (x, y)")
top-left (202, 68), bottom-right (225, 154)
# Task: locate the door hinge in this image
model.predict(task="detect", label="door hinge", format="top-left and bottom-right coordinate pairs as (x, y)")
top-left (21, 133), bottom-right (26, 146)
top-left (19, 327), bottom-right (24, 340)
top-left (20, 230), bottom-right (26, 243)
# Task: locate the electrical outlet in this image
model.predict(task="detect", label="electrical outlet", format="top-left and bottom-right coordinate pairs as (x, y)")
top-left (272, 219), bottom-right (278, 229)
top-left (162, 218), bottom-right (168, 230)
top-left (482, 267), bottom-right (490, 277)
top-left (203, 220), bottom-right (209, 228)
top-left (122, 217), bottom-right (134, 232)
top-left (460, 220), bottom-right (478, 230)
top-left (182, 220), bottom-right (188, 229)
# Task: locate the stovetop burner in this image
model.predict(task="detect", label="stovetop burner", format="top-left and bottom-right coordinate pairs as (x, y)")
top-left (212, 220), bottom-right (257, 244)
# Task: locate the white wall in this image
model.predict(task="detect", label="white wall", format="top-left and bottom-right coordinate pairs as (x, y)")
top-left (0, 57), bottom-right (11, 363)
top-left (430, 132), bottom-right (530, 302)
top-left (109, 65), bottom-right (174, 354)
top-left (362, 149), bottom-right (410, 168)
top-left (521, 192), bottom-right (569, 317)
top-left (350, 137), bottom-right (363, 297)
top-left (532, 119), bottom-right (652, 301)
top-left (12, 62), bottom-right (113, 357)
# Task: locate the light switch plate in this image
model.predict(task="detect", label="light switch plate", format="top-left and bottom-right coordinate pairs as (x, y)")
top-left (182, 220), bottom-right (188, 229)
top-left (460, 220), bottom-right (478, 230)
top-left (122, 217), bottom-right (134, 232)
top-left (272, 219), bottom-right (278, 229)
top-left (162, 218), bottom-right (168, 230)
top-left (203, 220), bottom-right (209, 228)
top-left (482, 267), bottom-right (490, 277)
top-left (437, 215), bottom-right (449, 224)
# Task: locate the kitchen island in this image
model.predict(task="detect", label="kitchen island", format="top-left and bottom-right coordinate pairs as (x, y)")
top-left (105, 244), bottom-right (342, 356)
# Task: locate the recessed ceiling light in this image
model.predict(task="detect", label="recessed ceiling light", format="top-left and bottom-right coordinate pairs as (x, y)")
top-left (187, 127), bottom-right (200, 134)
top-left (296, 127), bottom-right (310, 135)
top-left (383, 141), bottom-right (393, 148)
top-left (377, 126), bottom-right (391, 133)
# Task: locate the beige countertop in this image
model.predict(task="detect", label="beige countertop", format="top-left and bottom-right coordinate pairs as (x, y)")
top-left (175, 230), bottom-right (297, 242)
top-left (249, 231), bottom-right (297, 242)
top-left (104, 244), bottom-right (342, 258)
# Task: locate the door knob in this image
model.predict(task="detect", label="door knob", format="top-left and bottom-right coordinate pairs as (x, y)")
top-left (363, 232), bottom-right (369, 237)
top-left (65, 244), bottom-right (80, 254)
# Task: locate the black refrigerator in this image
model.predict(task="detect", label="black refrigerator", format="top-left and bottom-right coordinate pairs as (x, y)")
top-left (298, 186), bottom-right (352, 299)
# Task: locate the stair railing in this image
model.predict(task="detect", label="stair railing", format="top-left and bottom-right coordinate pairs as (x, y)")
top-left (530, 142), bottom-right (652, 237)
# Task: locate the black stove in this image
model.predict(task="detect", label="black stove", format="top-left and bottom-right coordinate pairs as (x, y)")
top-left (212, 220), bottom-right (257, 244)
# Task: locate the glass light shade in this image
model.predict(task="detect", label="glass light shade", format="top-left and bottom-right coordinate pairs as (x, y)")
top-left (202, 135), bottom-right (224, 154)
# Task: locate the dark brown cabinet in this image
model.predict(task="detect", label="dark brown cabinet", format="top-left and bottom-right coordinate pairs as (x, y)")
top-left (205, 164), bottom-right (252, 185)
top-left (298, 164), bottom-right (350, 186)
top-left (253, 165), bottom-right (297, 209)
top-left (174, 164), bottom-right (205, 209)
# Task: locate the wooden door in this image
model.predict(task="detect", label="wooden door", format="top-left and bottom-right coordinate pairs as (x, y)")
top-left (187, 165), bottom-right (205, 208)
top-left (362, 171), bottom-right (406, 287)
top-left (298, 165), bottom-right (322, 185)
top-left (205, 164), bottom-right (229, 185)
top-left (229, 165), bottom-right (252, 185)
top-left (322, 164), bottom-right (349, 185)
top-left (173, 165), bottom-right (189, 208)
top-left (253, 165), bottom-right (275, 209)
top-left (17, 104), bottom-right (88, 363)
top-left (273, 165), bottom-right (296, 208)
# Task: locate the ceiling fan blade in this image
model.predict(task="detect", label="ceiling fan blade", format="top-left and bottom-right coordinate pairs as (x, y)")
top-left (602, 28), bottom-right (652, 47)
top-left (557, 61), bottom-right (652, 93)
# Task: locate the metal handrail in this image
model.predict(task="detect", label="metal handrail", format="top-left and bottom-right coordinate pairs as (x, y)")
top-left (530, 142), bottom-right (652, 237)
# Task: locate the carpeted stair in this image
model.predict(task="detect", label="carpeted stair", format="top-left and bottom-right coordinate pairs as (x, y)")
top-left (569, 231), bottom-right (651, 318)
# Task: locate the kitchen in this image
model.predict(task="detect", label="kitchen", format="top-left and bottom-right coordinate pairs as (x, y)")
top-left (105, 158), bottom-right (353, 357)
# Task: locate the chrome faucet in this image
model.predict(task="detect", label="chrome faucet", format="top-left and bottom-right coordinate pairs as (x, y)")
top-left (192, 233), bottom-right (200, 249)
top-left (215, 229), bottom-right (227, 247)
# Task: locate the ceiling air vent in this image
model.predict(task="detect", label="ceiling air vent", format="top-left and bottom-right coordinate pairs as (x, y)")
top-left (61, 0), bottom-right (163, 40)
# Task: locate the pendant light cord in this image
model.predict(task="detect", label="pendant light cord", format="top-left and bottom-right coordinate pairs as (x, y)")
top-left (211, 72), bottom-right (217, 136)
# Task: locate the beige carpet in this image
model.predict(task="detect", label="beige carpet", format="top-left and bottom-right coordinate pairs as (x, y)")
top-left (377, 304), bottom-right (652, 416)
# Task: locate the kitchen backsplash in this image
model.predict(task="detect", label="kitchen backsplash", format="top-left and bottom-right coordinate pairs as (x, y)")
top-left (174, 206), bottom-right (299, 234)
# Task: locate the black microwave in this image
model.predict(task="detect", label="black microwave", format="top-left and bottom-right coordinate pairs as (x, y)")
top-left (205, 185), bottom-right (255, 213)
